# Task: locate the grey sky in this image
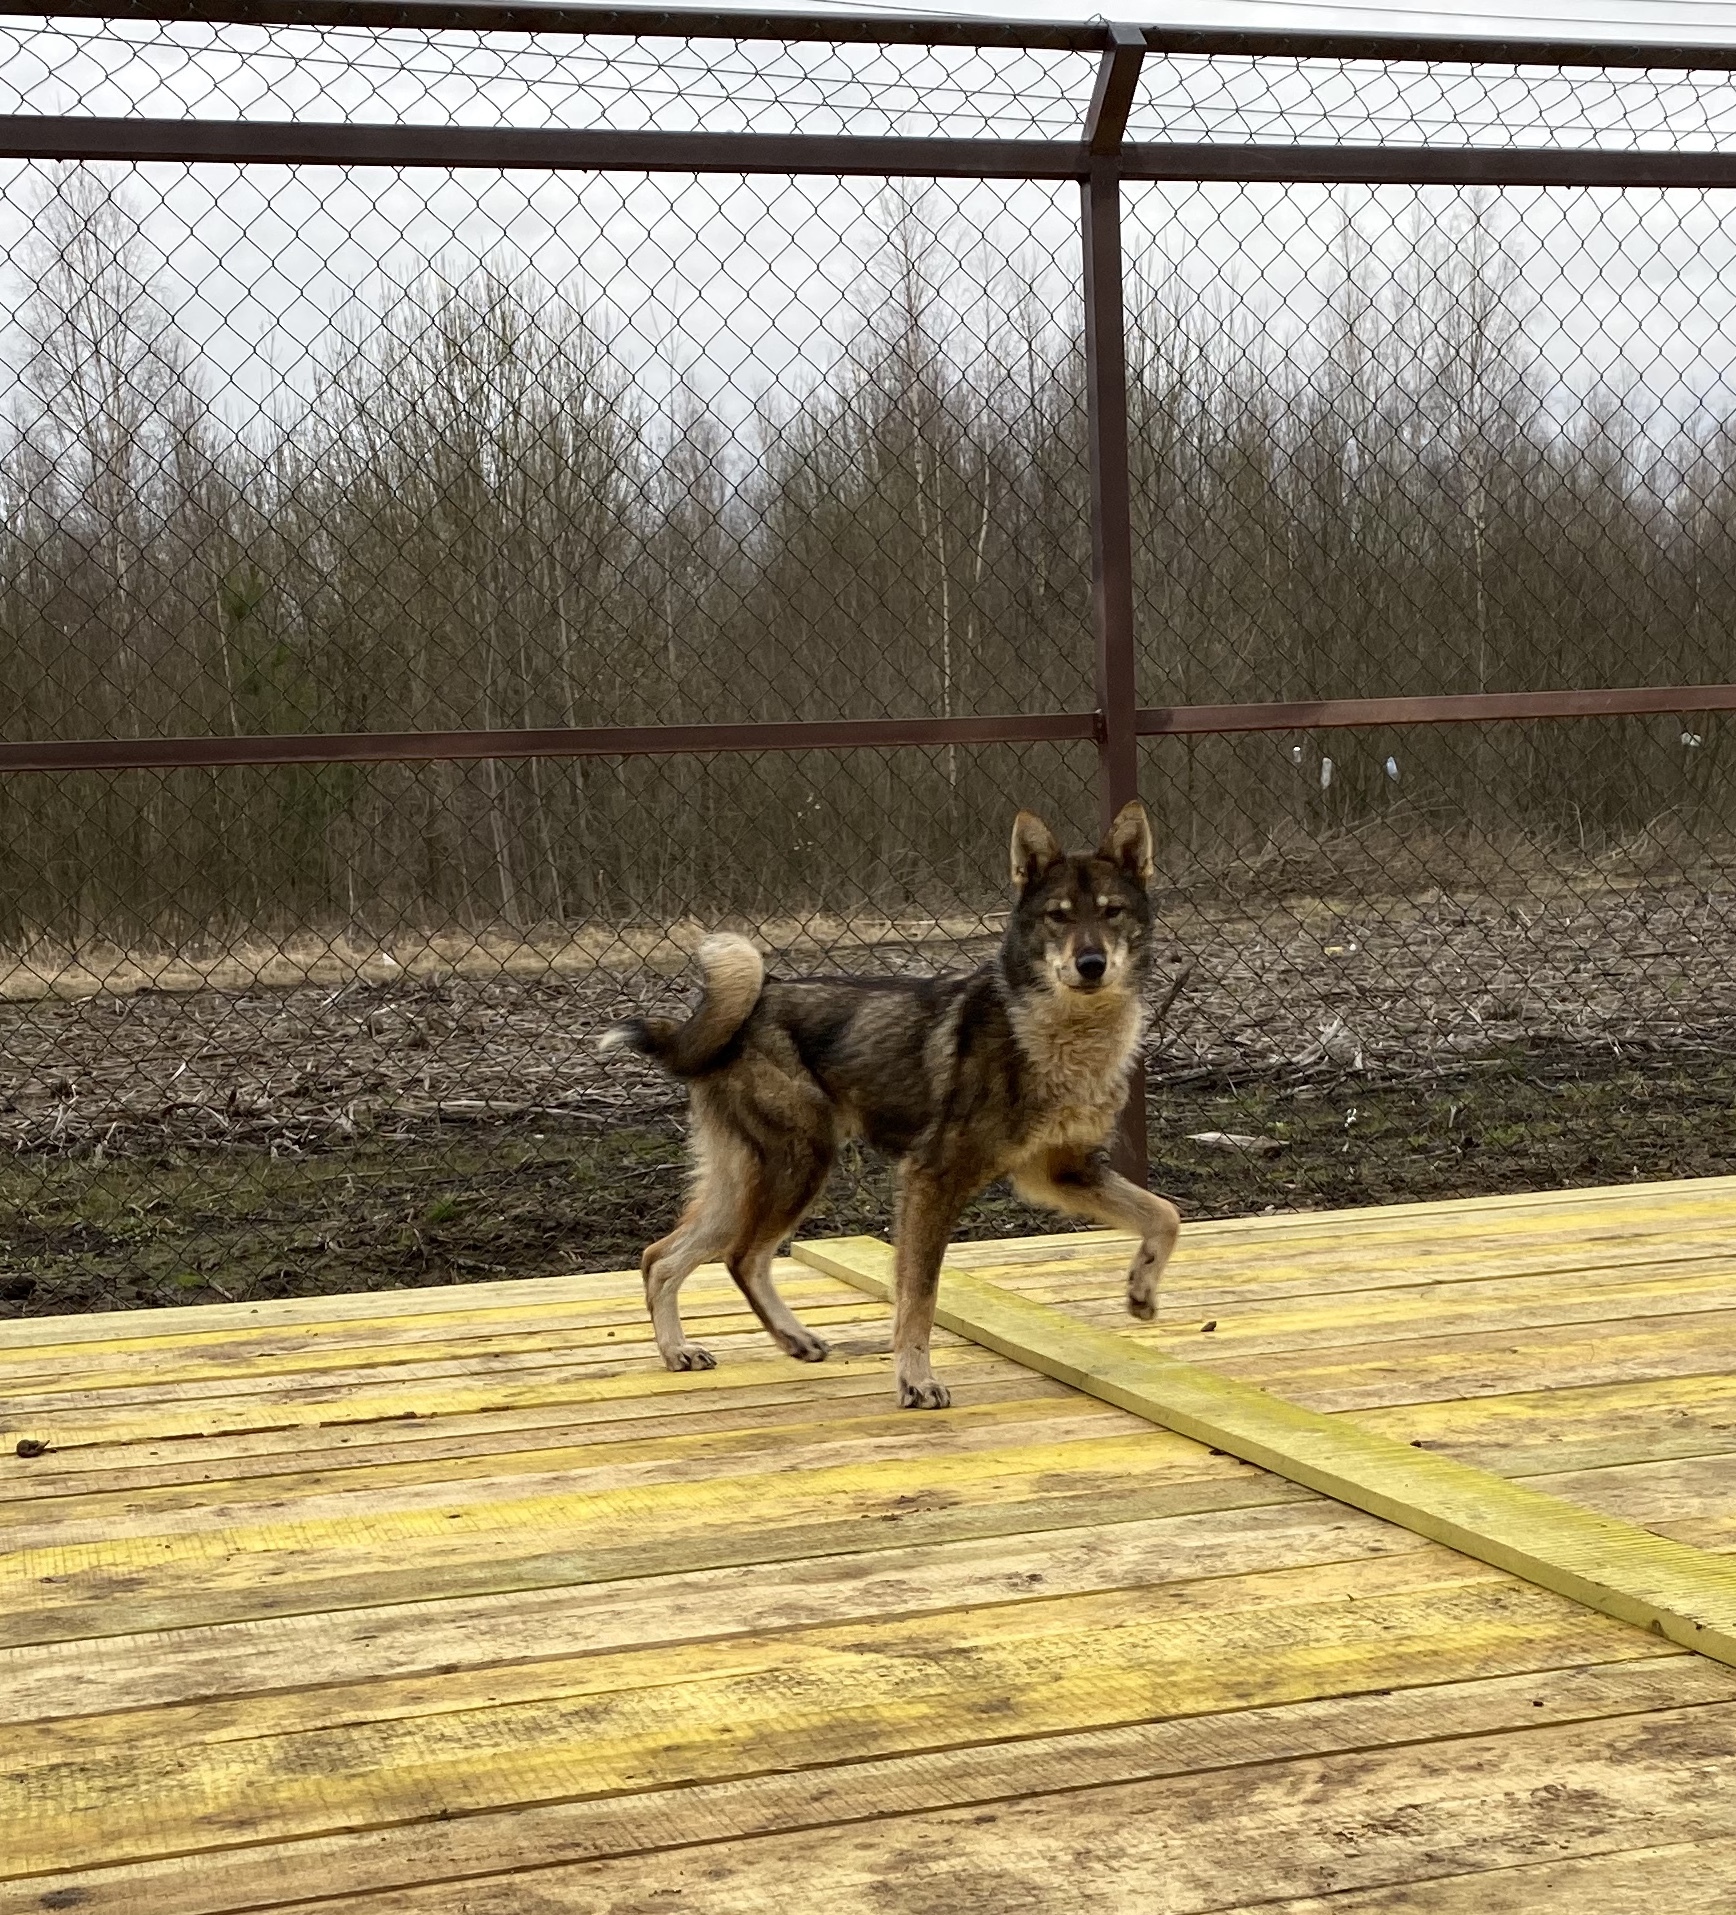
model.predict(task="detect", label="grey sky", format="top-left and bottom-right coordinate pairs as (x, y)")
top-left (4, 2), bottom-right (1736, 453)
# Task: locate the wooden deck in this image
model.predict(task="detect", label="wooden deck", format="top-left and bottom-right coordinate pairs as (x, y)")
top-left (4, 1176), bottom-right (1736, 1912)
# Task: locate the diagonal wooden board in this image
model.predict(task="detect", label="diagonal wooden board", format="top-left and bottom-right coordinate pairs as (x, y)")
top-left (792, 1236), bottom-right (1736, 1666)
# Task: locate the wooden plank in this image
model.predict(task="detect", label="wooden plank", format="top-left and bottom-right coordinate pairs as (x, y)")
top-left (0, 1378), bottom-right (1095, 1504)
top-left (0, 1276), bottom-right (870, 1388)
top-left (1, 1563), bottom-right (1673, 1877)
top-left (0, 1499), bottom-right (1433, 1726)
top-left (0, 1371), bottom-right (1087, 1501)
top-left (938, 1175), bottom-right (1736, 1260)
top-left (1205, 1309), bottom-right (1736, 1410)
top-left (794, 1237), bottom-right (1736, 1666)
top-left (1353, 1373), bottom-right (1736, 1476)
top-left (0, 1343), bottom-right (1028, 1451)
top-left (0, 1259), bottom-right (696, 1351)
top-left (1521, 1454), bottom-right (1736, 1530)
top-left (977, 1214), bottom-right (1736, 1274)
top-left (1235, 1837), bottom-right (1736, 1914)
top-left (988, 1194), bottom-right (1736, 1258)
top-left (0, 1436), bottom-right (1307, 1647)
top-left (0, 1299), bottom-right (895, 1409)
top-left (0, 1403), bottom-right (1148, 1548)
top-left (994, 1242), bottom-right (1736, 1314)
top-left (9, 1658), bottom-right (1727, 1915)
top-left (45, 1698), bottom-right (1736, 1915)
top-left (959, 1214), bottom-right (1736, 1272)
top-left (1041, 1262), bottom-right (1736, 1357)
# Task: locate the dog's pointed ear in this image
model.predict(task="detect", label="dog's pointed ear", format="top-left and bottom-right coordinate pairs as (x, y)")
top-left (1010, 810), bottom-right (1063, 891)
top-left (1099, 799), bottom-right (1154, 884)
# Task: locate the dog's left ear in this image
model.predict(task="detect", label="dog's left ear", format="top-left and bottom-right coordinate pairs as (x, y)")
top-left (1098, 799), bottom-right (1154, 884)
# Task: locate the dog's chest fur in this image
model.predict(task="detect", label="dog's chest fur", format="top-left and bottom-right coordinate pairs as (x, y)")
top-left (1006, 988), bottom-right (1145, 1151)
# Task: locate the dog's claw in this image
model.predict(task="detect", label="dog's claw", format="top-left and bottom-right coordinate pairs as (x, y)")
top-left (898, 1378), bottom-right (952, 1411)
top-left (780, 1330), bottom-right (830, 1363)
top-left (666, 1345), bottom-right (717, 1372)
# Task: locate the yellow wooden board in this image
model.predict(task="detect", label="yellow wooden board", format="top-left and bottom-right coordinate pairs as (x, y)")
top-left (0, 1433), bottom-right (1306, 1649)
top-left (1, 1343), bottom-right (1021, 1451)
top-left (10, 1658), bottom-right (1728, 1915)
top-left (47, 1699), bottom-right (1734, 1915)
top-left (1351, 1372), bottom-right (1736, 1474)
top-left (0, 1500), bottom-right (1428, 1727)
top-left (7, 1180), bottom-right (1736, 1914)
top-left (0, 1391), bottom-right (1131, 1520)
top-left (0, 1369), bottom-right (1082, 1499)
top-left (1048, 1266), bottom-right (1736, 1365)
top-left (3, 1562), bottom-right (1669, 1877)
top-left (794, 1237), bottom-right (1736, 1666)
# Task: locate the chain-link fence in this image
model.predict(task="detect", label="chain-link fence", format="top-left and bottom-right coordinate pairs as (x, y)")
top-left (3, 6), bottom-right (1736, 1314)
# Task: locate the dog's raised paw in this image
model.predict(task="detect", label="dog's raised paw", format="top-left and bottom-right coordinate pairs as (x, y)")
top-left (666, 1345), bottom-right (717, 1372)
top-left (1126, 1288), bottom-right (1157, 1321)
top-left (780, 1329), bottom-right (830, 1363)
top-left (898, 1378), bottom-right (952, 1411)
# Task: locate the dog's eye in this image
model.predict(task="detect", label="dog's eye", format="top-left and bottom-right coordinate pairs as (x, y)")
top-left (1103, 902), bottom-right (1126, 919)
top-left (1043, 907), bottom-right (1071, 926)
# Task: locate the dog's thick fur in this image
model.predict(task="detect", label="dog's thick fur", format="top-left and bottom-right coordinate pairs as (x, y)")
top-left (604, 801), bottom-right (1180, 1409)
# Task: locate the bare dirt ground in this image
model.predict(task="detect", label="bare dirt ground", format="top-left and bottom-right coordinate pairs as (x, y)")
top-left (1, 875), bottom-right (1733, 1317)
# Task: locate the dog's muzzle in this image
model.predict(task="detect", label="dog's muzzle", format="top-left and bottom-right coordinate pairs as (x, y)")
top-left (1072, 948), bottom-right (1108, 988)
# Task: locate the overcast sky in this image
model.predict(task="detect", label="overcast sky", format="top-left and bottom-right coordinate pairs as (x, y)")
top-left (4, 1), bottom-right (1736, 454)
top-left (795, 0), bottom-right (1736, 44)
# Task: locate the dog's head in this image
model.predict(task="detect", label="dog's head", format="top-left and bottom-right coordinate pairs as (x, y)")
top-left (1003, 800), bottom-right (1155, 998)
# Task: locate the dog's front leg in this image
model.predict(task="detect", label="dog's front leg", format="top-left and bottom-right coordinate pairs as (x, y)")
top-left (892, 1166), bottom-right (969, 1410)
top-left (1013, 1150), bottom-right (1180, 1322)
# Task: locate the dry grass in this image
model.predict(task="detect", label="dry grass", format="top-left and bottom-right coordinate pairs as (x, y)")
top-left (0, 912), bottom-right (1007, 1003)
top-left (1, 868), bottom-right (1733, 1168)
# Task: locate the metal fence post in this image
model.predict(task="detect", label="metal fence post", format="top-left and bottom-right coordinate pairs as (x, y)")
top-left (1083, 24), bottom-right (1148, 1185)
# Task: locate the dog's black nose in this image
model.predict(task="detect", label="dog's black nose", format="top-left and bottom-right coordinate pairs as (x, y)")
top-left (1075, 949), bottom-right (1107, 983)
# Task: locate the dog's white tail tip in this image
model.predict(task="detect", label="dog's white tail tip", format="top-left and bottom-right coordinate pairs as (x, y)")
top-left (698, 932), bottom-right (759, 968)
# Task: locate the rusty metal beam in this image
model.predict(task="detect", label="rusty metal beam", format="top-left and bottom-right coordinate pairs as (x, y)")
top-left (1121, 141), bottom-right (1736, 190)
top-left (0, 1), bottom-right (1111, 49)
top-left (5, 118), bottom-right (1736, 189)
top-left (0, 117), bottom-right (1085, 178)
top-left (9, 4), bottom-right (1736, 71)
top-left (1083, 23), bottom-right (1148, 1187)
top-left (1135, 684), bottom-right (1736, 735)
top-left (0, 711), bottom-right (1100, 774)
top-left (3, 684), bottom-right (1729, 776)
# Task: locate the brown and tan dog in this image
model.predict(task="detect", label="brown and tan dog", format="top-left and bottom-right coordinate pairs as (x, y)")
top-left (603, 801), bottom-right (1178, 1409)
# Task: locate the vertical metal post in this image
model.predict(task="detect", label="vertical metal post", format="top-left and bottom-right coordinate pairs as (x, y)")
top-left (1083, 25), bottom-right (1148, 1185)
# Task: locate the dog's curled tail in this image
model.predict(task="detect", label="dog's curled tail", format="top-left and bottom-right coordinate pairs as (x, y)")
top-left (598, 934), bottom-right (764, 1077)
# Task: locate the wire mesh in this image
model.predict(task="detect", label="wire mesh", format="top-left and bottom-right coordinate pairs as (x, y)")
top-left (1, 16), bottom-right (1735, 1315)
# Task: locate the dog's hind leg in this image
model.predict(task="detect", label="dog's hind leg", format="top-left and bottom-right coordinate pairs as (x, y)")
top-left (1013, 1150), bottom-right (1180, 1322)
top-left (641, 1162), bottom-right (744, 1373)
top-left (729, 1239), bottom-right (828, 1362)
top-left (726, 1141), bottom-right (835, 1363)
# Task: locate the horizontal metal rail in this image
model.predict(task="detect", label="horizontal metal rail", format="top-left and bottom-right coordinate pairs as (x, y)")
top-left (3, 685), bottom-right (1730, 773)
top-left (0, 712), bottom-right (1100, 773)
top-left (9, 2), bottom-right (1736, 70)
top-left (1134, 684), bottom-right (1736, 735)
top-left (0, 117), bottom-right (1080, 178)
top-left (9, 117), bottom-right (1736, 188)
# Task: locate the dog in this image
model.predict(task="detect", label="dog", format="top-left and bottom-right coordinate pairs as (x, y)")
top-left (602, 800), bottom-right (1179, 1409)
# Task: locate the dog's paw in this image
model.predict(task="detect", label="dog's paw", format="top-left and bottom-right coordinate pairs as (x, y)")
top-left (897, 1377), bottom-right (952, 1411)
top-left (665, 1344), bottom-right (717, 1372)
top-left (778, 1327), bottom-right (830, 1363)
top-left (1126, 1248), bottom-right (1161, 1321)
